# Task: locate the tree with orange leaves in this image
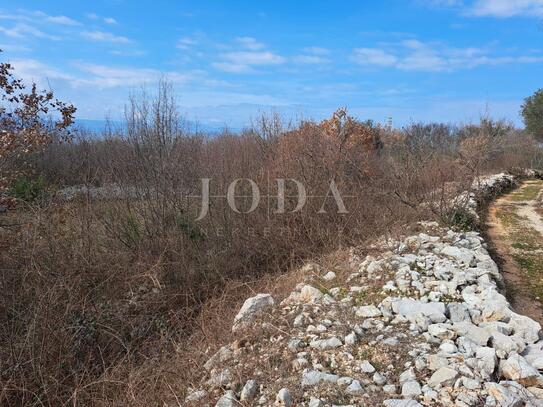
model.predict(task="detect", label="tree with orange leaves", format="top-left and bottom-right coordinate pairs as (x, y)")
top-left (0, 50), bottom-right (76, 206)
top-left (319, 107), bottom-right (383, 153)
top-left (273, 109), bottom-right (383, 185)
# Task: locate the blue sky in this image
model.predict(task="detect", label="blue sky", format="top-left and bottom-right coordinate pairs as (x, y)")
top-left (1, 0), bottom-right (542, 129)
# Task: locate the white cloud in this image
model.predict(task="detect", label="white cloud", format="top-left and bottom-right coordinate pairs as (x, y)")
top-left (8, 58), bottom-right (75, 88)
top-left (351, 39), bottom-right (543, 72)
top-left (401, 39), bottom-right (426, 50)
top-left (0, 24), bottom-right (26, 38)
top-left (177, 32), bottom-right (206, 51)
top-left (7, 57), bottom-right (202, 93)
top-left (110, 49), bottom-right (146, 57)
top-left (303, 46), bottom-right (330, 55)
top-left (467, 0), bottom-right (543, 17)
top-left (0, 23), bottom-right (61, 40)
top-left (465, 55), bottom-right (543, 66)
top-left (177, 36), bottom-right (198, 50)
top-left (395, 39), bottom-right (449, 71)
top-left (236, 36), bottom-right (265, 50)
top-left (0, 10), bottom-right (80, 26)
top-left (425, 0), bottom-right (464, 6)
top-left (294, 46), bottom-right (332, 64)
top-left (4, 58), bottom-right (220, 121)
top-left (0, 10), bottom-right (82, 44)
top-left (222, 51), bottom-right (285, 65)
top-left (46, 15), bottom-right (79, 25)
top-left (211, 62), bottom-right (254, 73)
top-left (213, 48), bottom-right (286, 73)
top-left (0, 12), bottom-right (32, 22)
top-left (426, 0), bottom-right (543, 17)
top-left (33, 11), bottom-right (80, 26)
top-left (73, 62), bottom-right (198, 88)
top-left (87, 13), bottom-right (119, 25)
top-left (398, 53), bottom-right (447, 71)
top-left (351, 48), bottom-right (398, 66)
top-left (81, 30), bottom-right (131, 44)
top-left (293, 54), bottom-right (329, 64)
top-left (0, 42), bottom-right (31, 52)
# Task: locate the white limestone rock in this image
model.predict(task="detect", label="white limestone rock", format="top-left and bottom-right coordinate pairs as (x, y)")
top-left (360, 360), bottom-right (376, 373)
top-left (522, 343), bottom-right (543, 370)
top-left (427, 367), bottom-right (458, 388)
top-left (453, 321), bottom-right (490, 346)
top-left (447, 302), bottom-right (470, 323)
top-left (485, 381), bottom-right (542, 406)
top-left (392, 299), bottom-right (446, 319)
top-left (322, 271), bottom-right (337, 281)
top-left (508, 313), bottom-right (542, 344)
top-left (428, 323), bottom-right (457, 340)
top-left (204, 346), bottom-right (233, 371)
top-left (491, 331), bottom-right (526, 357)
top-left (476, 346), bottom-right (498, 376)
top-left (208, 369), bottom-right (232, 388)
top-left (309, 337), bottom-right (342, 350)
top-left (462, 377), bottom-right (482, 390)
top-left (215, 390), bottom-right (237, 407)
top-left (440, 246), bottom-right (475, 266)
top-left (232, 294), bottom-right (275, 331)
top-left (356, 305), bottom-right (382, 318)
top-left (383, 384), bottom-right (397, 394)
top-left (399, 368), bottom-right (417, 386)
top-left (308, 397), bottom-right (324, 407)
top-left (428, 355), bottom-right (449, 371)
top-left (185, 390), bottom-right (207, 403)
top-left (499, 353), bottom-right (543, 386)
top-left (402, 381), bottom-right (422, 398)
top-left (240, 379), bottom-right (258, 402)
top-left (301, 371), bottom-right (339, 387)
top-left (346, 380), bottom-right (364, 395)
top-left (384, 400), bottom-right (423, 407)
top-left (299, 285), bottom-right (324, 303)
top-left (373, 372), bottom-right (387, 385)
top-left (345, 331), bottom-right (357, 345)
top-left (275, 388), bottom-right (292, 406)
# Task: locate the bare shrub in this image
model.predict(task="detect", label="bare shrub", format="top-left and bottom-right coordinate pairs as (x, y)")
top-left (2, 80), bottom-right (543, 406)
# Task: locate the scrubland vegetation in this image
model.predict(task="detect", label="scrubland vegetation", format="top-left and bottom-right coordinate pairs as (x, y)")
top-left (1, 56), bottom-right (543, 406)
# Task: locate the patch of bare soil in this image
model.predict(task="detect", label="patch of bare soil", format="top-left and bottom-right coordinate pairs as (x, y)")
top-left (486, 179), bottom-right (543, 325)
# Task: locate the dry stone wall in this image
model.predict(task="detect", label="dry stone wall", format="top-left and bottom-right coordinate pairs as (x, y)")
top-left (186, 173), bottom-right (543, 407)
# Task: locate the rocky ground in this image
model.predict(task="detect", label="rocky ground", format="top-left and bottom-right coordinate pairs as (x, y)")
top-left (185, 173), bottom-right (543, 407)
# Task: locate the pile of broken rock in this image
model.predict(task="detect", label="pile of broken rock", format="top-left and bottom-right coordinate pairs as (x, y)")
top-left (186, 174), bottom-right (543, 406)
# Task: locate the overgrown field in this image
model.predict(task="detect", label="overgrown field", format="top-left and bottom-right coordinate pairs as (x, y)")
top-left (1, 86), bottom-right (543, 406)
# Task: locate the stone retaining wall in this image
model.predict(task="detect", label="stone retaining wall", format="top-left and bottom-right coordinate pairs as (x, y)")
top-left (186, 172), bottom-right (543, 407)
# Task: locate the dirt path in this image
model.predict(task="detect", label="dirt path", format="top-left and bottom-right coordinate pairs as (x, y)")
top-left (487, 179), bottom-right (543, 325)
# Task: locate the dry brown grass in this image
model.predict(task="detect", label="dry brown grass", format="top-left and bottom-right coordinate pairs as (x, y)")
top-left (1, 84), bottom-right (543, 406)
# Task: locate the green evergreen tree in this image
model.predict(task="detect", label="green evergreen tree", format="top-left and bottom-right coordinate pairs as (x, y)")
top-left (521, 88), bottom-right (543, 141)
